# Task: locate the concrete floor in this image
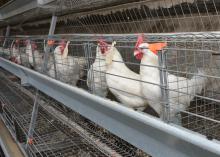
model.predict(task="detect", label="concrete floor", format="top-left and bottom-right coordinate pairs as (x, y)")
top-left (0, 118), bottom-right (24, 157)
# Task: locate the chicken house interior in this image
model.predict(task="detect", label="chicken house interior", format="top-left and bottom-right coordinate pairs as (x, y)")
top-left (0, 0), bottom-right (220, 157)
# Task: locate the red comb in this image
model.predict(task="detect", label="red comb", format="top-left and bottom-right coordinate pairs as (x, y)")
top-left (98, 39), bottom-right (108, 46)
top-left (59, 39), bottom-right (67, 55)
top-left (15, 39), bottom-right (20, 44)
top-left (31, 42), bottom-right (37, 50)
top-left (135, 34), bottom-right (144, 49)
top-left (24, 40), bottom-right (28, 45)
top-left (134, 34), bottom-right (145, 60)
top-left (59, 39), bottom-right (66, 45)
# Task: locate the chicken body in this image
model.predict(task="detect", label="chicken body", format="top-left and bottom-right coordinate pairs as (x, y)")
top-left (8, 43), bottom-right (22, 64)
top-left (105, 44), bottom-right (148, 111)
top-left (138, 43), bottom-right (206, 123)
top-left (87, 45), bottom-right (107, 97)
top-left (25, 41), bottom-right (43, 70)
top-left (48, 41), bottom-right (81, 86)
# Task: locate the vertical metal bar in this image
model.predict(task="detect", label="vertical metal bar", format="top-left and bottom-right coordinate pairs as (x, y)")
top-left (3, 26), bottom-right (10, 48)
top-left (48, 15), bottom-right (57, 36)
top-left (158, 50), bottom-right (170, 123)
top-left (30, 41), bottom-right (36, 70)
top-left (88, 43), bottom-right (95, 93)
top-left (9, 39), bottom-right (15, 58)
top-left (52, 46), bottom-right (57, 79)
top-left (26, 15), bottom-right (57, 150)
top-left (42, 15), bottom-right (57, 73)
top-left (84, 43), bottom-right (94, 93)
top-left (25, 90), bottom-right (39, 149)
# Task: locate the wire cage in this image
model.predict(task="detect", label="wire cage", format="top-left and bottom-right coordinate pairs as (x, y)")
top-left (0, 69), bottom-right (150, 157)
top-left (1, 33), bottom-right (220, 142)
top-left (1, 0), bottom-right (220, 156)
top-left (4, 0), bottom-right (220, 35)
top-left (54, 0), bottom-right (220, 33)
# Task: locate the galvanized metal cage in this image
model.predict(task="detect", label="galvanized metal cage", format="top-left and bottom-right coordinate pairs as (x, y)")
top-left (1, 0), bottom-right (220, 156)
top-left (0, 69), bottom-right (149, 157)
top-left (4, 0), bottom-right (220, 35)
top-left (1, 33), bottom-right (220, 143)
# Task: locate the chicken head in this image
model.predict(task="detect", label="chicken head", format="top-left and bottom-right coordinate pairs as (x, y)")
top-left (134, 35), bottom-right (167, 60)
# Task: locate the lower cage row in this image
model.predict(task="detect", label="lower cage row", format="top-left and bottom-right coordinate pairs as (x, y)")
top-left (0, 68), bottom-right (149, 157)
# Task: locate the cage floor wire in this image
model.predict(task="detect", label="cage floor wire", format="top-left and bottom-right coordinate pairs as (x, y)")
top-left (0, 68), bottom-right (150, 157)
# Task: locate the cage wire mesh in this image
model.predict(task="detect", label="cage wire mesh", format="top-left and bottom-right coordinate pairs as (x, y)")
top-left (54, 0), bottom-right (220, 33)
top-left (1, 0), bottom-right (220, 155)
top-left (0, 69), bottom-right (150, 157)
top-left (5, 0), bottom-right (220, 35)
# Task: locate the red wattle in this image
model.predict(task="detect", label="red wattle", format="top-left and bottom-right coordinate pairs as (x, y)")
top-left (135, 53), bottom-right (143, 60)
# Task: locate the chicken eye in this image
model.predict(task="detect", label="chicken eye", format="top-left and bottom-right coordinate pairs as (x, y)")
top-left (140, 46), bottom-right (148, 49)
top-left (137, 47), bottom-right (144, 51)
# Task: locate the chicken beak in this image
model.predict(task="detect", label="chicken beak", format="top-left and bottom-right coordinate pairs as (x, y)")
top-left (148, 43), bottom-right (167, 55)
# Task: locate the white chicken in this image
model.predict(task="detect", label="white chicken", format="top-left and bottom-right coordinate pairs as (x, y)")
top-left (25, 40), bottom-right (43, 70)
top-left (9, 40), bottom-right (22, 64)
top-left (87, 40), bottom-right (108, 97)
top-left (1, 44), bottom-right (12, 57)
top-left (102, 41), bottom-right (148, 111)
top-left (134, 35), bottom-right (206, 124)
top-left (48, 40), bottom-right (84, 86)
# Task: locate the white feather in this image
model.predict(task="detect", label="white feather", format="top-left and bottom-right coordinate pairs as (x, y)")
top-left (105, 43), bottom-right (148, 110)
top-left (25, 41), bottom-right (43, 70)
top-left (48, 42), bottom-right (82, 86)
top-left (87, 45), bottom-right (107, 97)
top-left (139, 43), bottom-right (206, 122)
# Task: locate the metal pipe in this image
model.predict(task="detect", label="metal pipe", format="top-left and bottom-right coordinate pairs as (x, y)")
top-left (42, 15), bottom-right (57, 73)
top-left (3, 26), bottom-right (10, 48)
top-left (158, 50), bottom-right (170, 123)
top-left (25, 90), bottom-right (39, 149)
top-left (30, 41), bottom-right (36, 70)
top-left (48, 15), bottom-right (57, 36)
top-left (26, 15), bottom-right (57, 150)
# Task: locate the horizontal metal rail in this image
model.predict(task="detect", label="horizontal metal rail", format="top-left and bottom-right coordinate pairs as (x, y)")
top-left (3, 32), bottom-right (220, 44)
top-left (1, 57), bottom-right (220, 157)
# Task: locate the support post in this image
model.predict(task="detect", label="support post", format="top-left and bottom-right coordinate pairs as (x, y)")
top-left (25, 90), bottom-right (39, 149)
top-left (52, 46), bottom-right (57, 79)
top-left (48, 15), bottom-right (57, 36)
top-left (84, 43), bottom-right (94, 93)
top-left (3, 25), bottom-right (10, 48)
top-left (158, 50), bottom-right (170, 123)
top-left (25, 15), bottom-right (57, 150)
top-left (42, 15), bottom-right (57, 73)
top-left (31, 41), bottom-right (36, 70)
top-left (9, 39), bottom-right (15, 58)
